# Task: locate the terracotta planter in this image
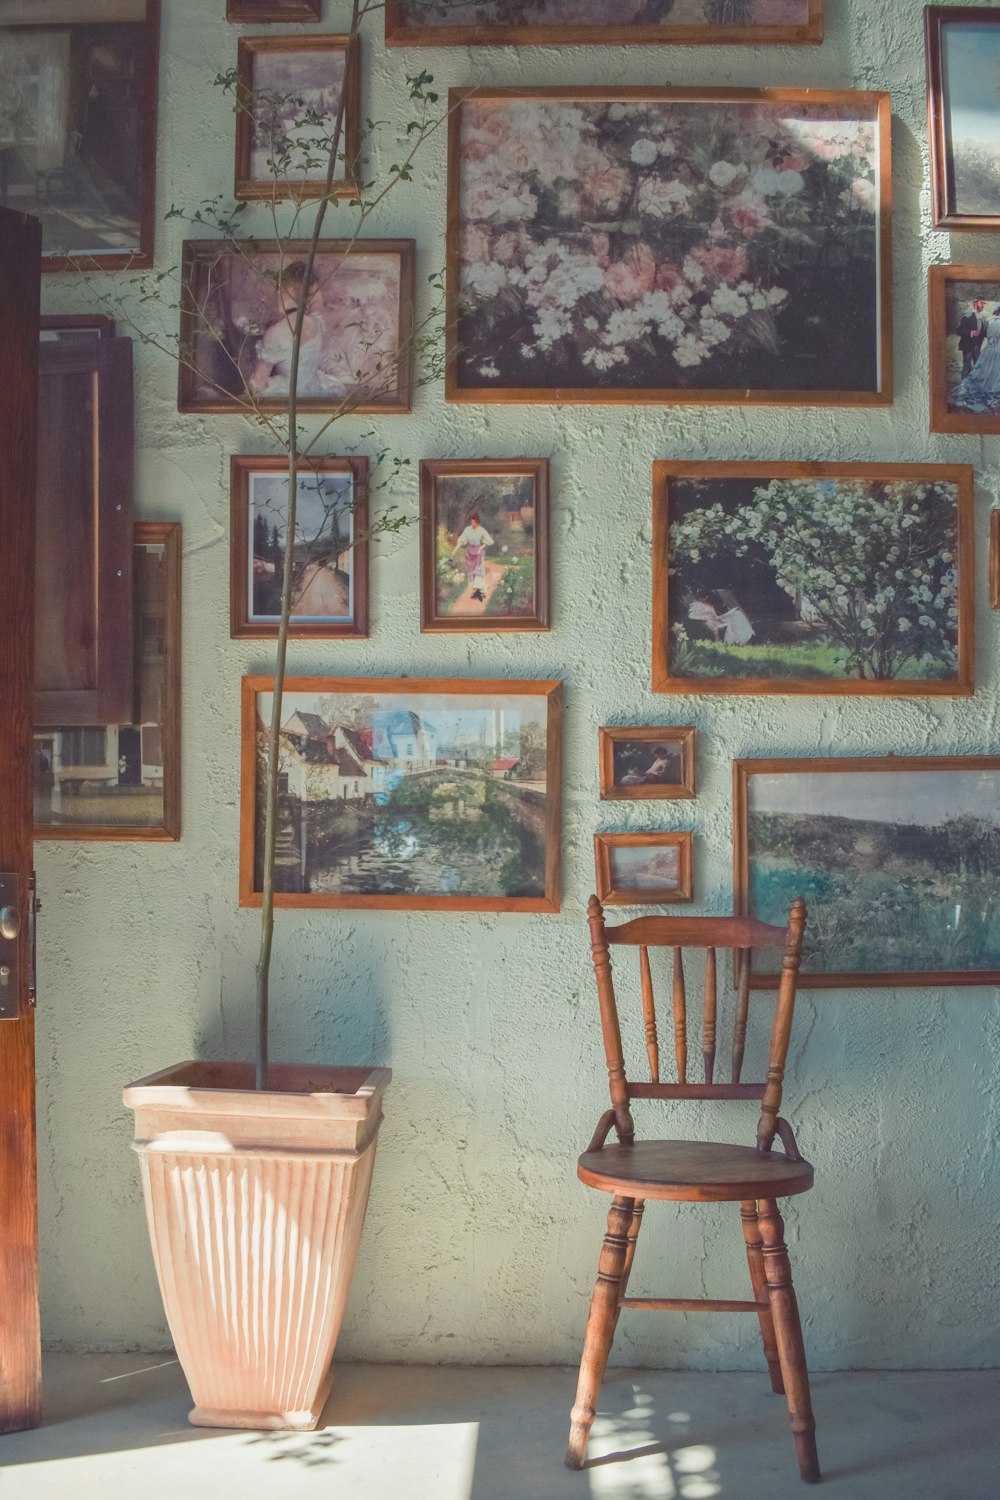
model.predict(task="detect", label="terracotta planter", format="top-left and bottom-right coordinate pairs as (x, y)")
top-left (123, 1060), bottom-right (390, 1431)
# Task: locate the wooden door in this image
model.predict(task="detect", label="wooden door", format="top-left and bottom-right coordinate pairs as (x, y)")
top-left (0, 205), bottom-right (42, 1432)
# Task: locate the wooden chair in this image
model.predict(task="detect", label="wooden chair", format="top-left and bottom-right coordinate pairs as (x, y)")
top-left (566, 895), bottom-right (819, 1483)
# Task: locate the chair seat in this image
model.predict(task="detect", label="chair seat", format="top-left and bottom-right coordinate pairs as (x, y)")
top-left (577, 1139), bottom-right (814, 1202)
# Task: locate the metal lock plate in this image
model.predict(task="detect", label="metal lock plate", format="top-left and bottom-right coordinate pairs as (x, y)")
top-left (0, 872), bottom-right (19, 1020)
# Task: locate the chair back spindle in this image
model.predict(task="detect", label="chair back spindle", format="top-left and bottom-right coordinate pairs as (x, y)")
top-left (639, 945), bottom-right (659, 1083)
top-left (587, 898), bottom-right (807, 1153)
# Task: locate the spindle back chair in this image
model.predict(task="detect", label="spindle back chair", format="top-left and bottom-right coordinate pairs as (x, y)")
top-left (566, 895), bottom-right (820, 1484)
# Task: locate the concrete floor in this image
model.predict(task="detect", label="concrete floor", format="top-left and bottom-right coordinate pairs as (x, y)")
top-left (1, 1356), bottom-right (997, 1500)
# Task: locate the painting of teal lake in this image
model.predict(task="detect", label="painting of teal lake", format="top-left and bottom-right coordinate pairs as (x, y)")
top-left (746, 767), bottom-right (1000, 980)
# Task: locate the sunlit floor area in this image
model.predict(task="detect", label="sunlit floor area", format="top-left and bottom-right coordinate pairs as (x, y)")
top-left (2, 1356), bottom-right (997, 1500)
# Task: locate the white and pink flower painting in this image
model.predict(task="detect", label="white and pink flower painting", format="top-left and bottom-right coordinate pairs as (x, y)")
top-left (451, 94), bottom-right (883, 398)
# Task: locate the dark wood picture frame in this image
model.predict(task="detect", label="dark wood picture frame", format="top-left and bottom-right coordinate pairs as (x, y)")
top-left (386, 0), bottom-right (823, 47)
top-left (39, 314), bottom-right (116, 341)
top-left (652, 461), bottom-right (975, 698)
top-left (928, 263), bottom-right (1000, 434)
top-left (240, 676), bottom-right (564, 912)
top-left (594, 831), bottom-right (694, 907)
top-left (227, 0), bottom-right (321, 20)
top-left (234, 34), bottom-right (360, 201)
top-left (230, 453), bottom-right (369, 639)
top-left (991, 510), bottom-right (1000, 609)
top-left (734, 755), bottom-right (1000, 989)
top-left (926, 5), bottom-right (1000, 231)
top-left (599, 726), bottom-right (696, 802)
top-left (446, 86), bottom-right (892, 408)
top-left (0, 1), bottom-right (161, 272)
top-left (34, 522), bottom-right (181, 843)
top-left (419, 458), bottom-right (550, 633)
top-left (177, 238), bottom-right (415, 415)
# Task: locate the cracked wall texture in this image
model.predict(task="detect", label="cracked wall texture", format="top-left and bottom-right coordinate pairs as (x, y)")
top-left (35, 0), bottom-right (1000, 1369)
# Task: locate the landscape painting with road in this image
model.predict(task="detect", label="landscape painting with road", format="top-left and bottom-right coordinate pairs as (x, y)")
top-left (250, 468), bottom-right (356, 624)
top-left (254, 687), bottom-right (553, 903)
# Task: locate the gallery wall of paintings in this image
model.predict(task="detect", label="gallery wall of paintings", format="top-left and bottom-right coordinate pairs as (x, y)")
top-left (29, 0), bottom-right (1000, 1369)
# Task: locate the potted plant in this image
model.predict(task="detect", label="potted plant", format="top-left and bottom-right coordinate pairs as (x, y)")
top-left (111, 5), bottom-right (447, 1429)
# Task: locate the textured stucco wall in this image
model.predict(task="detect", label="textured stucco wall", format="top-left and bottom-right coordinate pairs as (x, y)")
top-left (36, 0), bottom-right (1000, 1369)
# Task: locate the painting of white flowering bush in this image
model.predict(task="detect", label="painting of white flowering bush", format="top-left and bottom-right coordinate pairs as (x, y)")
top-left (448, 89), bottom-right (888, 402)
top-left (652, 464), bottom-right (973, 694)
top-left (388, 0), bottom-right (821, 46)
top-left (735, 758), bottom-right (1000, 987)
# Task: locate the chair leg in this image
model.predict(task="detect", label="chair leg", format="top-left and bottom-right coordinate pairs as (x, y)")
top-left (757, 1199), bottom-right (820, 1484)
top-left (740, 1199), bottom-right (784, 1395)
top-left (615, 1199), bottom-right (645, 1322)
top-left (565, 1194), bottom-right (633, 1470)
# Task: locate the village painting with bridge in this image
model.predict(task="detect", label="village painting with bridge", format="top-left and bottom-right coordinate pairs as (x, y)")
top-left (245, 680), bottom-right (561, 910)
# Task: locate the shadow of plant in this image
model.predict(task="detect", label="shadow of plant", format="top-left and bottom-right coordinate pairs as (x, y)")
top-left (246, 1429), bottom-right (343, 1468)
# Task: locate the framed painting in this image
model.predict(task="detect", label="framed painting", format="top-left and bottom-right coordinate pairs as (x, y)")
top-left (234, 35), bottom-right (359, 201)
top-left (599, 726), bottom-right (696, 801)
top-left (447, 86), bottom-right (892, 407)
top-left (34, 522), bottom-right (180, 842)
top-left (734, 756), bottom-right (1000, 988)
top-left (240, 676), bottom-right (564, 910)
top-left (177, 239), bottom-right (415, 414)
top-left (230, 454), bottom-right (368, 639)
top-left (419, 459), bottom-right (550, 632)
top-left (386, 0), bottom-right (823, 47)
top-left (926, 6), bottom-right (1000, 230)
top-left (39, 314), bottom-right (115, 341)
top-left (594, 831), bottom-right (693, 906)
top-left (0, 1), bottom-right (160, 271)
top-left (227, 1), bottom-right (321, 19)
top-left (652, 462), bottom-right (974, 697)
top-left (928, 264), bottom-right (1000, 433)
top-left (991, 510), bottom-right (1000, 610)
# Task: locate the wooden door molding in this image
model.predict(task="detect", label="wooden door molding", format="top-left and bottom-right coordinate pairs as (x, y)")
top-left (0, 204), bottom-right (42, 1431)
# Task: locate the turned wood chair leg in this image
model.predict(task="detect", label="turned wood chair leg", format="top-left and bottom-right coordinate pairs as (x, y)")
top-left (566, 1194), bottom-right (633, 1470)
top-left (614, 1200), bottom-right (645, 1326)
top-left (740, 1199), bottom-right (784, 1395)
top-left (757, 1198), bottom-right (820, 1484)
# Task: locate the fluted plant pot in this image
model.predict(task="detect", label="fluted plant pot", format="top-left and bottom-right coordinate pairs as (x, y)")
top-left (123, 1060), bottom-right (390, 1431)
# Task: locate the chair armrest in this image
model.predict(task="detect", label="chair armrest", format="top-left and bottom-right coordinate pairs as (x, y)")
top-left (586, 1109), bottom-right (616, 1152)
top-left (767, 1116), bottom-right (803, 1163)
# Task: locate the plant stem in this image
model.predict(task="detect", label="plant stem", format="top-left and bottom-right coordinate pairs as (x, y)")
top-left (255, 0), bottom-right (359, 1090)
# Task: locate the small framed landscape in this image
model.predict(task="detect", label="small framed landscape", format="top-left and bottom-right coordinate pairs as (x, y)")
top-left (387, 0), bottom-right (823, 47)
top-left (734, 756), bottom-right (1000, 988)
top-left (235, 35), bottom-right (359, 201)
top-left (447, 86), bottom-right (891, 407)
top-left (227, 1), bottom-right (321, 19)
top-left (594, 832), bottom-right (693, 907)
top-left (928, 264), bottom-right (1000, 434)
top-left (177, 239), bottom-right (415, 415)
top-left (420, 459), bottom-right (550, 632)
top-left (926, 6), bottom-right (1000, 231)
top-left (34, 522), bottom-right (180, 842)
top-left (599, 726), bottom-right (696, 801)
top-left (240, 676), bottom-right (563, 911)
top-left (652, 462), bottom-right (974, 697)
top-left (230, 455), bottom-right (368, 639)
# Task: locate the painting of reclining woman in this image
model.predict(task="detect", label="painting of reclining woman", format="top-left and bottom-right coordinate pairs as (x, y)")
top-left (178, 239), bottom-right (415, 413)
top-left (652, 462), bottom-right (974, 696)
top-left (387, 0), bottom-right (822, 46)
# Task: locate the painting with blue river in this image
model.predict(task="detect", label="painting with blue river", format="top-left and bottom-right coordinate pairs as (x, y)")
top-left (742, 761), bottom-right (1000, 985)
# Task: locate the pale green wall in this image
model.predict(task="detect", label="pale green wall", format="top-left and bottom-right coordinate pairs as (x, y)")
top-left (36, 0), bottom-right (1000, 1367)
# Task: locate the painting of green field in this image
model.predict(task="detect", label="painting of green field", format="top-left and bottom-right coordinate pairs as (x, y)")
top-left (746, 767), bottom-right (1000, 980)
top-left (667, 474), bottom-right (962, 685)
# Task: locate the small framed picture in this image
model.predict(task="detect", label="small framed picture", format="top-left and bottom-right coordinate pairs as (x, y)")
top-left (594, 832), bottom-right (694, 906)
top-left (241, 676), bottom-right (564, 911)
top-left (34, 522), bottom-right (181, 843)
top-left (227, 0), bottom-right (321, 20)
top-left (230, 455), bottom-right (368, 639)
top-left (39, 314), bottom-right (116, 342)
top-left (991, 511), bottom-right (1000, 609)
top-left (419, 459), bottom-right (550, 632)
top-left (235, 35), bottom-right (359, 201)
top-left (928, 264), bottom-right (1000, 434)
top-left (599, 726), bottom-right (696, 801)
top-left (387, 0), bottom-right (823, 46)
top-left (177, 239), bottom-right (415, 415)
top-left (926, 6), bottom-right (1000, 230)
top-left (653, 462), bottom-right (974, 697)
top-left (734, 755), bottom-right (1000, 988)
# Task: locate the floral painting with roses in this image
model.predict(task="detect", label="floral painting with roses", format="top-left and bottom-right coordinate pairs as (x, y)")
top-left (448, 90), bottom-right (889, 403)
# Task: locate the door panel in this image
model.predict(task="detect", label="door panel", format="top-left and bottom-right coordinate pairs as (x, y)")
top-left (0, 204), bottom-right (42, 1432)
